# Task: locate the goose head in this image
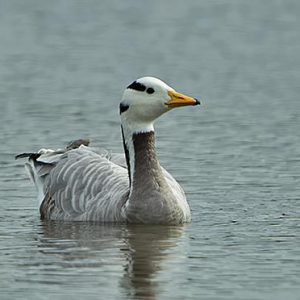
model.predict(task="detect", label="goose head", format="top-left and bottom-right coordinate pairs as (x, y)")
top-left (120, 77), bottom-right (199, 133)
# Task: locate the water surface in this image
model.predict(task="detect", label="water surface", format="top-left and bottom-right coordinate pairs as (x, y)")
top-left (0, 1), bottom-right (299, 299)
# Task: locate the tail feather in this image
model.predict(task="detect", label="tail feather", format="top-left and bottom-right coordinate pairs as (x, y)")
top-left (19, 152), bottom-right (61, 206)
top-left (25, 161), bottom-right (48, 206)
top-left (16, 138), bottom-right (90, 207)
top-left (15, 152), bottom-right (41, 160)
top-left (16, 150), bottom-right (63, 206)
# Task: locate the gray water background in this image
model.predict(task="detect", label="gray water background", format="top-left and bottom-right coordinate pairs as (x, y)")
top-left (0, 0), bottom-right (299, 299)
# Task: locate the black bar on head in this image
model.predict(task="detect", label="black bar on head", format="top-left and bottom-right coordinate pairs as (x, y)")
top-left (119, 103), bottom-right (129, 114)
top-left (127, 81), bottom-right (146, 92)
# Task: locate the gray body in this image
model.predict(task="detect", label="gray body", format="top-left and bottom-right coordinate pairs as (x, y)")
top-left (22, 134), bottom-right (191, 224)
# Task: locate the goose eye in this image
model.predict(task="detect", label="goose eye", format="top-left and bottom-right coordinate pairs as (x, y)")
top-left (146, 87), bottom-right (155, 94)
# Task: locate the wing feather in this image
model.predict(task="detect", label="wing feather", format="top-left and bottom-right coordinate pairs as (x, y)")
top-left (41, 147), bottom-right (129, 221)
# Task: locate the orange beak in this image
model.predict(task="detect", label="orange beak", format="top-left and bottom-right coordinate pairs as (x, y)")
top-left (165, 90), bottom-right (200, 108)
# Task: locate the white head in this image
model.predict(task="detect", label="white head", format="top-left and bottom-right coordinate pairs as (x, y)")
top-left (120, 76), bottom-right (199, 133)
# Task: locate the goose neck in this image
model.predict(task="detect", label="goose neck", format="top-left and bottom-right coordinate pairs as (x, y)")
top-left (121, 125), bottom-right (163, 190)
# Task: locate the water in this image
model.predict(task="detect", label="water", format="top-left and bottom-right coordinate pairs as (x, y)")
top-left (0, 0), bottom-right (299, 299)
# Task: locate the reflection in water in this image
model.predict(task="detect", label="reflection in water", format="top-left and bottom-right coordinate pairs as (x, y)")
top-left (38, 221), bottom-right (185, 299)
top-left (121, 225), bottom-right (184, 299)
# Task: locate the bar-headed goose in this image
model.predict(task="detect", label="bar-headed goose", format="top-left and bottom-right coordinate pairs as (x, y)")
top-left (16, 77), bottom-right (200, 224)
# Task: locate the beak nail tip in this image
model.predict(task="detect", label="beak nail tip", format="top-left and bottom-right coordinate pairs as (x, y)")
top-left (194, 98), bottom-right (200, 105)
